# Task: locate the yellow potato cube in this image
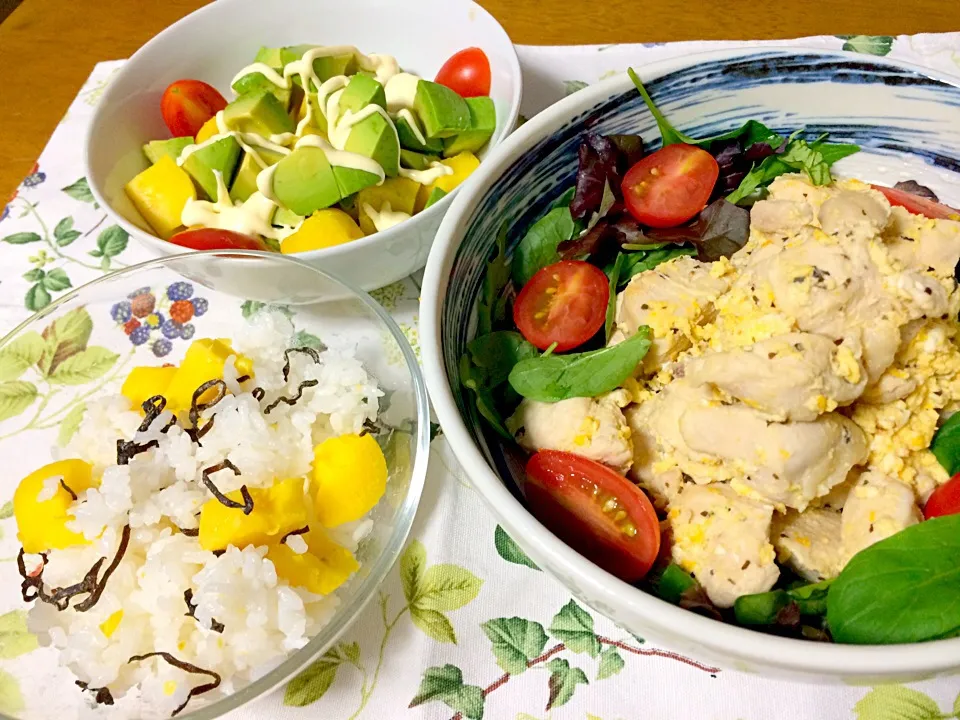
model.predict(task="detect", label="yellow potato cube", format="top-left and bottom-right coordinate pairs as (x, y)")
top-left (195, 117), bottom-right (220, 144)
top-left (311, 433), bottom-right (387, 528)
top-left (14, 459), bottom-right (96, 553)
top-left (357, 177), bottom-right (421, 235)
top-left (124, 155), bottom-right (197, 239)
top-left (281, 209), bottom-right (364, 254)
top-left (198, 477), bottom-right (308, 551)
top-left (164, 338), bottom-right (253, 411)
top-left (121, 366), bottom-right (178, 412)
top-left (267, 527), bottom-right (359, 595)
top-left (415, 151), bottom-right (480, 212)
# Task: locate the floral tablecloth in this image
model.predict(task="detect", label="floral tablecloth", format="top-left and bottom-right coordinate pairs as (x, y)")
top-left (2, 31), bottom-right (960, 720)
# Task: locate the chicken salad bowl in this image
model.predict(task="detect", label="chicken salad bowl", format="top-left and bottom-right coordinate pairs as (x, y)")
top-left (421, 48), bottom-right (960, 682)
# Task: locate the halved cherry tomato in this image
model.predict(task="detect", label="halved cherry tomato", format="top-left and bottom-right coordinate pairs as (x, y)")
top-left (513, 260), bottom-right (608, 352)
top-left (168, 228), bottom-right (266, 251)
top-left (924, 473), bottom-right (960, 519)
top-left (871, 184), bottom-right (959, 220)
top-left (161, 80), bottom-right (228, 138)
top-left (435, 47), bottom-right (491, 98)
top-left (622, 144), bottom-right (719, 229)
top-left (525, 450), bottom-right (660, 582)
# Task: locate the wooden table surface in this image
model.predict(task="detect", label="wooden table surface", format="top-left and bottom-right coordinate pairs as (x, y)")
top-left (1, 0), bottom-right (958, 201)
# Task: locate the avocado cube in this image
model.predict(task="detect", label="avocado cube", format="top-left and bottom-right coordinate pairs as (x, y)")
top-left (231, 46), bottom-right (295, 110)
top-left (181, 136), bottom-right (242, 200)
top-left (222, 91), bottom-right (295, 137)
top-left (281, 45), bottom-right (356, 89)
top-left (332, 166), bottom-right (381, 198)
top-left (443, 96), bottom-right (496, 157)
top-left (343, 112), bottom-right (400, 178)
top-left (143, 137), bottom-right (194, 165)
top-left (271, 146), bottom-right (341, 216)
top-left (399, 149), bottom-right (437, 171)
top-left (423, 187), bottom-right (447, 210)
top-left (272, 206), bottom-right (304, 227)
top-left (395, 113), bottom-right (443, 153)
top-left (254, 45), bottom-right (284, 67)
top-left (414, 80), bottom-right (471, 140)
top-left (339, 74), bottom-right (386, 114)
top-left (230, 147), bottom-right (285, 203)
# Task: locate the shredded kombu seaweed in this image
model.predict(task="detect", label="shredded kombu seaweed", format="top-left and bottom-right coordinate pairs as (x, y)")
top-left (175, 525), bottom-right (199, 537)
top-left (359, 418), bottom-right (382, 437)
top-left (116, 437), bottom-right (159, 465)
top-left (263, 379), bottom-right (319, 415)
top-left (185, 380), bottom-right (227, 444)
top-left (76, 680), bottom-right (115, 706)
top-left (251, 387), bottom-right (265, 401)
top-left (281, 347), bottom-right (321, 382)
top-left (252, 346), bottom-right (323, 415)
top-left (183, 589), bottom-right (224, 633)
top-left (234, 374), bottom-right (251, 384)
top-left (18, 525), bottom-right (131, 612)
top-left (59, 479), bottom-right (77, 501)
top-left (201, 460), bottom-right (253, 514)
top-left (127, 651), bottom-right (221, 716)
top-left (280, 526), bottom-right (309, 544)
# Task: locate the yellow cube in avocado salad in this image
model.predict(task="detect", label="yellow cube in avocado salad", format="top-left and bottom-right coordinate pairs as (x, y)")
top-left (131, 44), bottom-right (495, 252)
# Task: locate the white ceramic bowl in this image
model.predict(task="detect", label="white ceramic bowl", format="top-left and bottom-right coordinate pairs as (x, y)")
top-left (421, 47), bottom-right (960, 683)
top-left (85, 0), bottom-right (521, 292)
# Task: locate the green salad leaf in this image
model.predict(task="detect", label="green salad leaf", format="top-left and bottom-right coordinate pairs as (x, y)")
top-left (930, 411), bottom-right (960, 475)
top-left (734, 580), bottom-right (831, 626)
top-left (827, 514), bottom-right (960, 644)
top-left (508, 326), bottom-right (652, 402)
top-left (477, 223), bottom-right (512, 336)
top-left (467, 331), bottom-right (538, 387)
top-left (604, 254), bottom-right (625, 342)
top-left (620, 245), bottom-right (695, 287)
top-left (459, 354), bottom-right (512, 440)
top-left (511, 205), bottom-right (577, 287)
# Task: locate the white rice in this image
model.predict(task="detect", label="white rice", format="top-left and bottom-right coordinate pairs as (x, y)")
top-left (27, 311), bottom-right (382, 717)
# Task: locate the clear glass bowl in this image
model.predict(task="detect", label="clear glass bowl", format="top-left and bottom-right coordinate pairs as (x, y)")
top-left (0, 251), bottom-right (430, 719)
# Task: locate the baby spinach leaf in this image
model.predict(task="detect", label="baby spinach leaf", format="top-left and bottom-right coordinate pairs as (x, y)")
top-left (827, 514), bottom-right (960, 644)
top-left (931, 412), bottom-right (960, 475)
top-left (734, 579), bottom-right (831, 626)
top-left (508, 326), bottom-right (652, 402)
top-left (511, 206), bottom-right (577, 287)
top-left (467, 331), bottom-right (538, 387)
top-left (605, 254), bottom-right (624, 342)
top-left (459, 354), bottom-right (512, 440)
top-left (477, 223), bottom-right (512, 336)
top-left (628, 68), bottom-right (697, 146)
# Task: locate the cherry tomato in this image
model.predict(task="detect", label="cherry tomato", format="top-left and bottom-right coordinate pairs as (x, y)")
top-left (513, 260), bottom-right (608, 352)
top-left (622, 144), bottom-right (719, 229)
top-left (161, 80), bottom-right (228, 138)
top-left (871, 184), bottom-right (959, 220)
top-left (435, 47), bottom-right (491, 98)
top-left (924, 473), bottom-right (960, 519)
top-left (168, 228), bottom-right (266, 251)
top-left (525, 450), bottom-right (661, 582)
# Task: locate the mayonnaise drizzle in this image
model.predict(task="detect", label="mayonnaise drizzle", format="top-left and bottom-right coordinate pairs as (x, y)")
top-left (362, 202), bottom-right (410, 232)
top-left (294, 134), bottom-right (385, 182)
top-left (395, 109), bottom-right (427, 146)
top-left (181, 171), bottom-right (281, 239)
top-left (398, 162), bottom-right (454, 185)
top-left (384, 72), bottom-right (421, 113)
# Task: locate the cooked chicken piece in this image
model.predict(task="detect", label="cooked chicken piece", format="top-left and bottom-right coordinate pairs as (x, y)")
top-left (623, 402), bottom-right (683, 509)
top-left (612, 256), bottom-right (729, 374)
top-left (840, 470), bottom-right (921, 563)
top-left (771, 508), bottom-right (843, 582)
top-left (884, 206), bottom-right (960, 278)
top-left (678, 406), bottom-right (869, 511)
top-left (508, 390), bottom-right (633, 474)
top-left (761, 174), bottom-right (836, 210)
top-left (750, 199), bottom-right (814, 235)
top-left (812, 469), bottom-right (860, 511)
top-left (682, 332), bottom-right (866, 421)
top-left (817, 188), bottom-right (891, 242)
top-left (668, 483), bottom-right (779, 608)
top-left (888, 270), bottom-right (952, 320)
top-left (860, 370), bottom-right (919, 405)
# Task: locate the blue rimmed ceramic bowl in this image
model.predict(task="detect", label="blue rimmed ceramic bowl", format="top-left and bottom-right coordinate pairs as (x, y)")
top-left (420, 48), bottom-right (960, 683)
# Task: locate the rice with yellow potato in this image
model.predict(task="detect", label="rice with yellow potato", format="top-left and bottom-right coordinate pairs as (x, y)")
top-left (13, 311), bottom-right (386, 716)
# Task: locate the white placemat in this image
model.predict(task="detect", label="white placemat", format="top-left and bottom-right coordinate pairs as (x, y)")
top-left (1, 32), bottom-right (959, 720)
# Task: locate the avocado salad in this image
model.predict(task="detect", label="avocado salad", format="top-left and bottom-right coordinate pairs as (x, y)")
top-left (462, 67), bottom-right (960, 644)
top-left (124, 45), bottom-right (495, 253)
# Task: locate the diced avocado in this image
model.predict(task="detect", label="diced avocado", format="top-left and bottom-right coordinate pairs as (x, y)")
top-left (255, 46), bottom-right (284, 67)
top-left (395, 113), bottom-right (443, 153)
top-left (423, 187), bottom-right (447, 210)
top-left (272, 206), bottom-right (304, 227)
top-left (339, 74), bottom-right (386, 114)
top-left (181, 136), bottom-right (242, 200)
top-left (332, 166), bottom-right (381, 198)
top-left (443, 96), bottom-right (496, 157)
top-left (414, 80), bottom-right (471, 140)
top-left (281, 45), bottom-right (356, 89)
top-left (271, 147), bottom-right (341, 216)
top-left (222, 91), bottom-right (295, 137)
top-left (232, 46), bottom-right (292, 108)
top-left (143, 137), bottom-right (194, 165)
top-left (399, 149), bottom-right (437, 171)
top-left (343, 112), bottom-right (400, 178)
top-left (230, 147), bottom-right (285, 203)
